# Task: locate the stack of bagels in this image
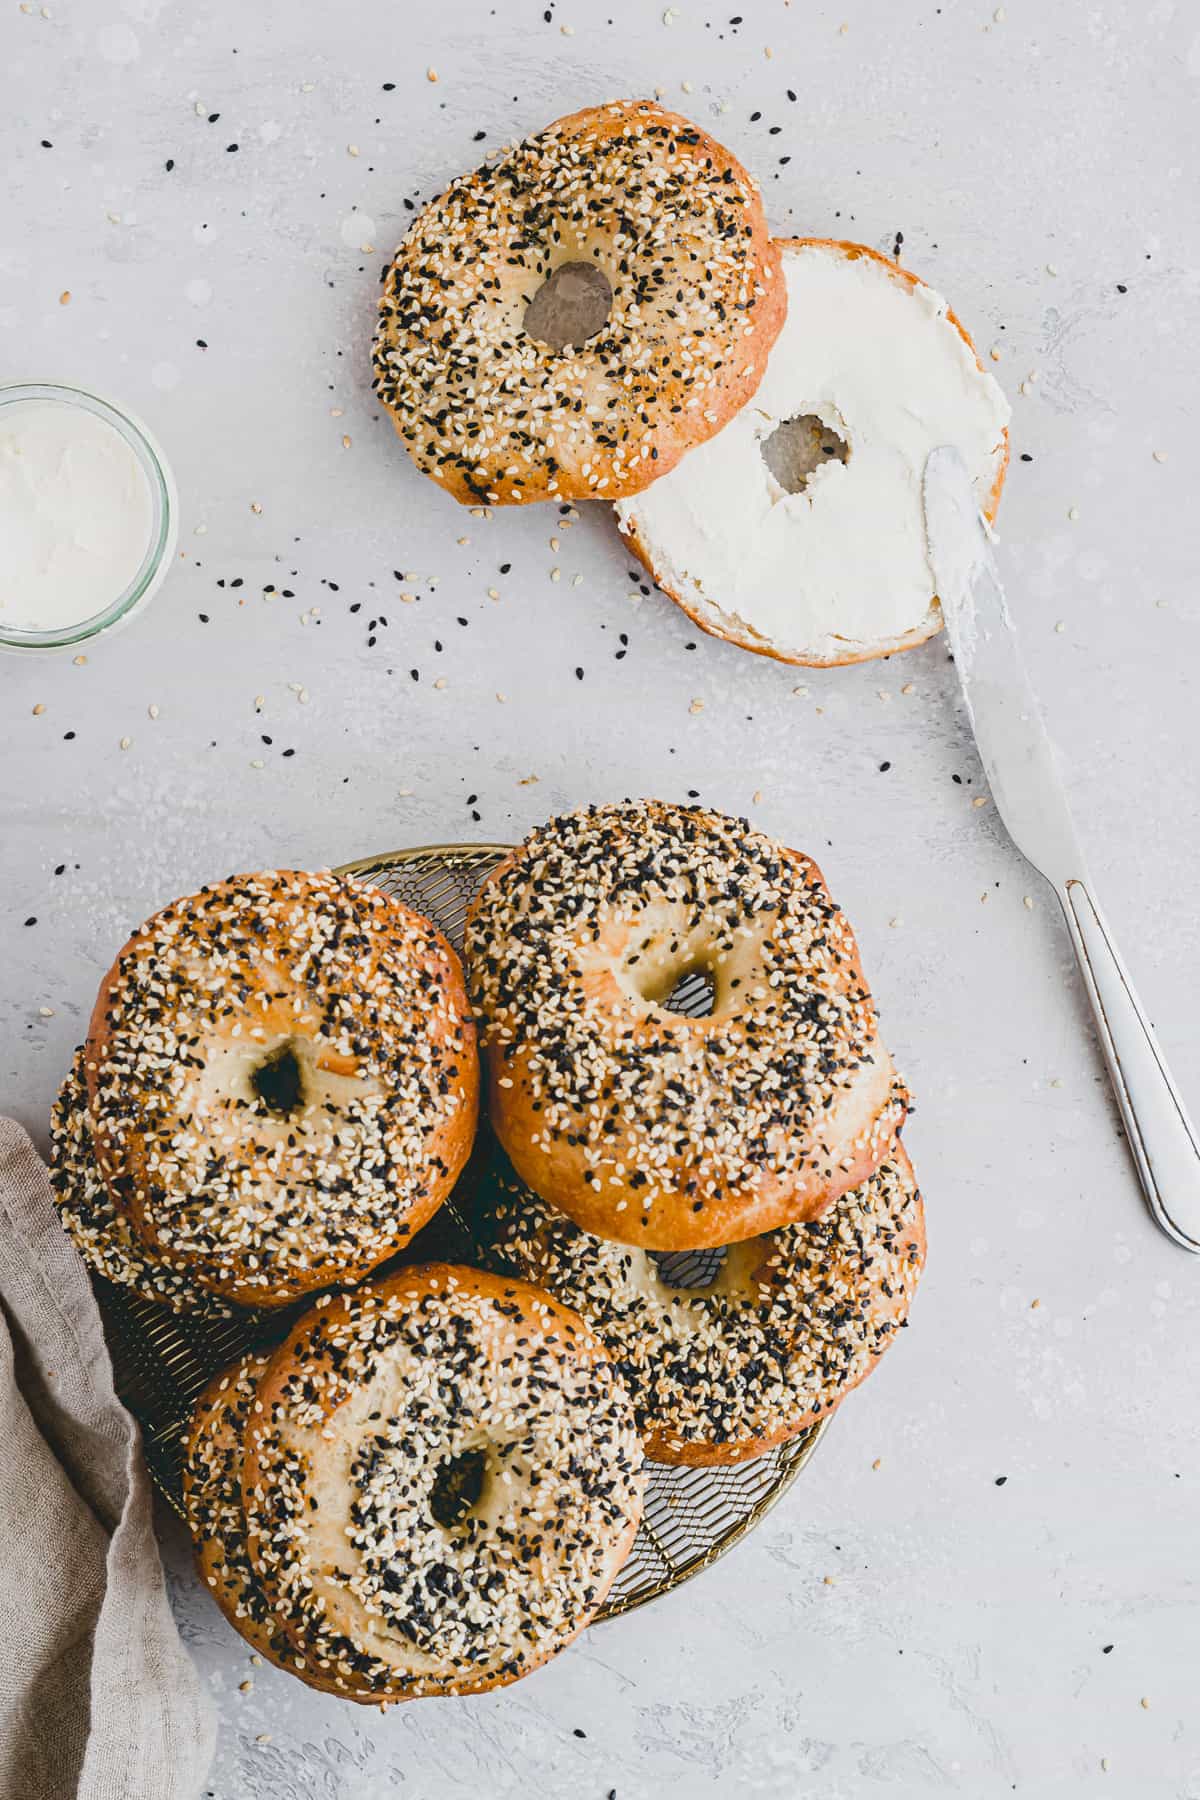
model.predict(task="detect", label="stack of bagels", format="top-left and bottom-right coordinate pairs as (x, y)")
top-left (373, 98), bottom-right (1010, 667)
top-left (51, 800), bottom-right (922, 1700)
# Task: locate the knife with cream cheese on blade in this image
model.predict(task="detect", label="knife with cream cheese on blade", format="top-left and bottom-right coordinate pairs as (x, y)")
top-left (923, 445), bottom-right (1200, 1252)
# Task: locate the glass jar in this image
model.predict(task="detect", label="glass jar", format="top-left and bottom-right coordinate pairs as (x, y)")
top-left (0, 381), bottom-right (178, 653)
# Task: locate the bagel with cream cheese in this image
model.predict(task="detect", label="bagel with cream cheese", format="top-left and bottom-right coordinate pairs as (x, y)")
top-left (616, 238), bottom-right (1010, 665)
top-left (464, 800), bottom-right (907, 1251)
top-left (373, 100), bottom-right (784, 505)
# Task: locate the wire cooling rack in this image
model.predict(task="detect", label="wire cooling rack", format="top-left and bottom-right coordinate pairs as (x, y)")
top-left (94, 843), bottom-right (826, 1621)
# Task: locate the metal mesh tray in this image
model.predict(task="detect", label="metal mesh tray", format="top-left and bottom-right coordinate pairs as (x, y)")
top-left (93, 843), bottom-right (826, 1621)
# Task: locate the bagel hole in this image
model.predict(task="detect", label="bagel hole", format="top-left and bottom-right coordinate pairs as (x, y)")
top-left (251, 1043), bottom-right (304, 1116)
top-left (429, 1447), bottom-right (487, 1529)
top-left (651, 1246), bottom-right (728, 1291)
top-left (524, 261), bottom-right (613, 351)
top-left (663, 965), bottom-right (717, 1018)
top-left (762, 414), bottom-right (849, 494)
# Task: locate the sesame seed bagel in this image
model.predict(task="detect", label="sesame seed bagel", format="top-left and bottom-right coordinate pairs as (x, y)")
top-left (242, 1265), bottom-right (644, 1700)
top-left (48, 1049), bottom-right (230, 1318)
top-left (490, 1146), bottom-right (925, 1466)
top-left (372, 100), bottom-right (784, 506)
top-left (85, 870), bottom-right (479, 1309)
top-left (183, 1351), bottom-right (375, 1696)
top-left (464, 801), bottom-right (907, 1252)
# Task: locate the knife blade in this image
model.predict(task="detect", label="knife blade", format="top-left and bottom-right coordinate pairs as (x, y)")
top-left (922, 445), bottom-right (1087, 888)
top-left (923, 445), bottom-right (1200, 1252)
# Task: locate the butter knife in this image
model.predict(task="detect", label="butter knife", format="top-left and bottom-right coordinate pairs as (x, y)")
top-left (923, 445), bottom-right (1200, 1252)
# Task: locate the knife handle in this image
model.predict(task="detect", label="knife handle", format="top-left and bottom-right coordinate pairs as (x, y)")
top-left (1059, 879), bottom-right (1200, 1252)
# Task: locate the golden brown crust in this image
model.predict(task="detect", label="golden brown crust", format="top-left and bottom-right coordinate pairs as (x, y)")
top-left (243, 1265), bottom-right (643, 1701)
top-left (642, 1150), bottom-right (926, 1464)
top-left (619, 235), bottom-right (1010, 668)
top-left (491, 1145), bottom-right (924, 1466)
top-left (48, 1050), bottom-right (232, 1318)
top-left (86, 870), bottom-right (478, 1308)
top-left (373, 100), bottom-right (785, 506)
top-left (183, 1353), bottom-right (383, 1700)
top-left (465, 804), bottom-right (907, 1252)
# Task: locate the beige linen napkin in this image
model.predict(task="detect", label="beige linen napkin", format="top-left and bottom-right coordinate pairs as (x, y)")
top-left (0, 1116), bottom-right (214, 1800)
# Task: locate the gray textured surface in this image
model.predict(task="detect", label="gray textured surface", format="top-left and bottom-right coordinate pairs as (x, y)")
top-left (4, 1), bottom-right (1199, 1795)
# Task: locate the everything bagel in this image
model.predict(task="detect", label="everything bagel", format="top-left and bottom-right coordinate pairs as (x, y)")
top-left (85, 870), bottom-right (478, 1308)
top-left (373, 100), bottom-right (784, 505)
top-left (241, 1265), bottom-right (644, 1700)
top-left (490, 1146), bottom-right (925, 1465)
top-left (464, 801), bottom-right (906, 1251)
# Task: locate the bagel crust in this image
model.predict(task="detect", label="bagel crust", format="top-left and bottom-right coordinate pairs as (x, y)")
top-left (464, 800), bottom-right (907, 1251)
top-left (85, 870), bottom-right (479, 1308)
top-left (491, 1146), bottom-right (925, 1465)
top-left (182, 1351), bottom-right (380, 1696)
top-left (616, 237), bottom-right (1010, 666)
top-left (372, 100), bottom-right (785, 506)
top-left (48, 1049), bottom-right (230, 1318)
top-left (242, 1265), bottom-right (644, 1700)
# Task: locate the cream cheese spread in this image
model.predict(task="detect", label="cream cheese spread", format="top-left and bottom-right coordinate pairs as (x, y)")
top-left (616, 241), bottom-right (1011, 664)
top-left (0, 398), bottom-right (154, 631)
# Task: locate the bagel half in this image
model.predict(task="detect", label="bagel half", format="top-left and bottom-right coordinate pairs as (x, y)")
top-left (615, 238), bottom-right (1010, 666)
top-left (373, 101), bottom-right (785, 506)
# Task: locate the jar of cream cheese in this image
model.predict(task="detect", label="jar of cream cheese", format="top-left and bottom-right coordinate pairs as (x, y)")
top-left (0, 382), bottom-right (177, 653)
